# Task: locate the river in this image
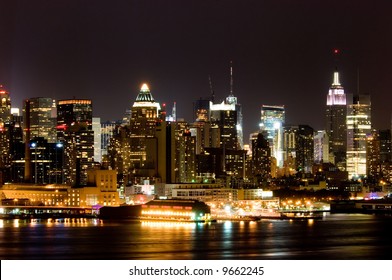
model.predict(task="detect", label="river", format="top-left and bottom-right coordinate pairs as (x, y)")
top-left (0, 213), bottom-right (391, 260)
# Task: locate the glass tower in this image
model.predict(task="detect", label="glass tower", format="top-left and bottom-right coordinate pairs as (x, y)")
top-left (346, 94), bottom-right (371, 179)
top-left (259, 105), bottom-right (285, 167)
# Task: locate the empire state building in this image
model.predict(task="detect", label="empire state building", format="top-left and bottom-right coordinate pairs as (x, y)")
top-left (326, 70), bottom-right (347, 169)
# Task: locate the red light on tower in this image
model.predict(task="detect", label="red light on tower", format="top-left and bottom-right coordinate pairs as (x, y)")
top-left (333, 49), bottom-right (340, 55)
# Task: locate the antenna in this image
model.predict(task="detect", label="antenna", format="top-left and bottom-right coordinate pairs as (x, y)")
top-left (172, 102), bottom-right (177, 122)
top-left (208, 75), bottom-right (215, 102)
top-left (230, 60), bottom-right (234, 96)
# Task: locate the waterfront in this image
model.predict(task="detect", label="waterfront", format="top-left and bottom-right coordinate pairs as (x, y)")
top-left (0, 213), bottom-right (391, 260)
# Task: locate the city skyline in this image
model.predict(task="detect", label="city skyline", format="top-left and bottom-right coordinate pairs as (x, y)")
top-left (1, 0), bottom-right (392, 141)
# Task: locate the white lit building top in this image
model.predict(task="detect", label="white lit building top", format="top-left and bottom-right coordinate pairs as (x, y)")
top-left (327, 71), bottom-right (346, 106)
top-left (132, 83), bottom-right (161, 113)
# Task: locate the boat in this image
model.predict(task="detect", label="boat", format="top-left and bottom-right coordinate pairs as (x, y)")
top-left (140, 198), bottom-right (213, 223)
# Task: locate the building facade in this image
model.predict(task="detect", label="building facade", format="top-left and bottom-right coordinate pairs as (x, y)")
top-left (57, 99), bottom-right (94, 186)
top-left (346, 94), bottom-right (372, 179)
top-left (326, 71), bottom-right (347, 169)
top-left (260, 105), bottom-right (285, 167)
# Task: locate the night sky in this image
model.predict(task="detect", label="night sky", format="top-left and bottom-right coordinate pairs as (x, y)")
top-left (1, 0), bottom-right (392, 143)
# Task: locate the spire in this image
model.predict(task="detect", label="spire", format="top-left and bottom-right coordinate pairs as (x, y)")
top-left (229, 60), bottom-right (234, 97)
top-left (208, 75), bottom-right (215, 102)
top-left (331, 48), bottom-right (342, 87)
top-left (226, 61), bottom-right (237, 105)
top-left (135, 83), bottom-right (155, 102)
top-left (172, 102), bottom-right (177, 122)
top-left (332, 71), bottom-right (341, 86)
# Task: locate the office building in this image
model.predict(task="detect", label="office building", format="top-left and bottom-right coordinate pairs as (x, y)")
top-left (283, 125), bottom-right (314, 173)
top-left (326, 70), bottom-right (347, 168)
top-left (23, 97), bottom-right (57, 143)
top-left (0, 85), bottom-right (11, 170)
top-left (259, 105), bottom-right (285, 167)
top-left (346, 94), bottom-right (372, 179)
top-left (314, 130), bottom-right (329, 164)
top-left (57, 99), bottom-right (94, 186)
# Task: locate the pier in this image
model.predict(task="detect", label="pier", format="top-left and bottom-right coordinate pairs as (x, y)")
top-left (0, 205), bottom-right (97, 219)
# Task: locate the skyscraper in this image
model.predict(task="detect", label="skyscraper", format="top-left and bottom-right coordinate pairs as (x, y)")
top-left (92, 117), bottom-right (102, 163)
top-left (326, 70), bottom-right (347, 168)
top-left (23, 97), bottom-right (57, 143)
top-left (209, 62), bottom-right (243, 151)
top-left (346, 94), bottom-right (372, 179)
top-left (129, 83), bottom-right (161, 169)
top-left (0, 85), bottom-right (11, 170)
top-left (259, 105), bottom-right (285, 167)
top-left (0, 85), bottom-right (11, 126)
top-left (210, 101), bottom-right (238, 150)
top-left (57, 99), bottom-right (94, 186)
top-left (250, 132), bottom-right (271, 182)
top-left (314, 130), bottom-right (329, 164)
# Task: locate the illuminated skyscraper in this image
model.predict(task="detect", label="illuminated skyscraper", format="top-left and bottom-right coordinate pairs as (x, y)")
top-left (194, 98), bottom-right (210, 122)
top-left (209, 62), bottom-right (243, 151)
top-left (92, 117), bottom-right (102, 163)
top-left (0, 85), bottom-right (11, 170)
top-left (314, 130), bottom-right (329, 164)
top-left (346, 94), bottom-right (371, 179)
top-left (250, 132), bottom-right (271, 181)
top-left (101, 121), bottom-right (118, 160)
top-left (210, 101), bottom-right (238, 150)
top-left (259, 105), bottom-right (285, 167)
top-left (366, 129), bottom-right (381, 180)
top-left (57, 99), bottom-right (94, 186)
top-left (23, 97), bottom-right (57, 143)
top-left (283, 125), bottom-right (314, 173)
top-left (108, 84), bottom-right (162, 186)
top-left (326, 71), bottom-right (347, 168)
top-left (0, 85), bottom-right (11, 126)
top-left (129, 83), bottom-right (161, 168)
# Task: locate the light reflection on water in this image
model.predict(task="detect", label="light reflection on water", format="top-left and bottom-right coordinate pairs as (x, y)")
top-left (0, 213), bottom-right (391, 260)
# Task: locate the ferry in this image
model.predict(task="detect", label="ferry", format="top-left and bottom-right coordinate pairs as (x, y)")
top-left (140, 199), bottom-right (213, 223)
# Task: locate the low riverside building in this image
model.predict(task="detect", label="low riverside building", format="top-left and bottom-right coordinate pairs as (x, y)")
top-left (0, 184), bottom-right (69, 206)
top-left (155, 183), bottom-right (237, 202)
top-left (0, 169), bottom-right (121, 207)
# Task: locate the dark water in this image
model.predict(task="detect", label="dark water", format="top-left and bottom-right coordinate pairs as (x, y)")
top-left (0, 213), bottom-right (391, 260)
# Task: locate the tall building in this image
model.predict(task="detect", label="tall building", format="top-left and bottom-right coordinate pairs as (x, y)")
top-left (210, 101), bottom-right (238, 150)
top-left (283, 125), bottom-right (314, 173)
top-left (29, 137), bottom-right (64, 184)
top-left (0, 85), bottom-right (11, 125)
top-left (194, 98), bottom-right (210, 122)
top-left (57, 99), bottom-right (94, 186)
top-left (326, 70), bottom-right (347, 168)
top-left (379, 129), bottom-right (391, 162)
top-left (92, 117), bottom-right (102, 163)
top-left (152, 120), bottom-right (197, 183)
top-left (259, 105), bottom-right (285, 167)
top-left (314, 130), bottom-right (329, 164)
top-left (0, 85), bottom-right (11, 171)
top-left (346, 94), bottom-right (372, 179)
top-left (23, 97), bottom-right (57, 143)
top-left (108, 84), bottom-right (161, 186)
top-left (209, 62), bottom-right (243, 151)
top-left (129, 83), bottom-right (161, 169)
top-left (9, 114), bottom-right (24, 182)
top-left (366, 130), bottom-right (381, 180)
top-left (250, 132), bottom-right (271, 182)
top-left (101, 121), bottom-right (118, 160)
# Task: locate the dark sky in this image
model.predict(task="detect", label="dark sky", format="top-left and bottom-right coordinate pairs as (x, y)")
top-left (1, 0), bottom-right (392, 143)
